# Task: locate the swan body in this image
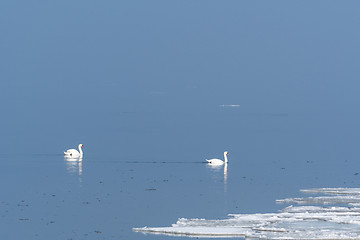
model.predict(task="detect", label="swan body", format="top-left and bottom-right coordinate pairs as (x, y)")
top-left (64, 144), bottom-right (84, 159)
top-left (206, 151), bottom-right (229, 165)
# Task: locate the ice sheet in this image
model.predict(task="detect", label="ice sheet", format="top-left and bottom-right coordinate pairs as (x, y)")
top-left (133, 188), bottom-right (360, 239)
top-left (219, 104), bottom-right (241, 107)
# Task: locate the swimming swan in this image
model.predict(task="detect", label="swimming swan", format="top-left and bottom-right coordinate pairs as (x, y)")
top-left (64, 144), bottom-right (84, 158)
top-left (206, 151), bottom-right (229, 165)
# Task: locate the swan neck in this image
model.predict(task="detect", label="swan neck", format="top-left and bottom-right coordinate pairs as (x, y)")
top-left (78, 145), bottom-right (83, 157)
top-left (224, 152), bottom-right (228, 163)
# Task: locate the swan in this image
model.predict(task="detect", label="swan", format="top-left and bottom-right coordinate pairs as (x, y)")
top-left (206, 151), bottom-right (229, 165)
top-left (64, 144), bottom-right (84, 159)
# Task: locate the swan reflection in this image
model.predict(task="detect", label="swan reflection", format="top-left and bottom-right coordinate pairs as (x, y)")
top-left (206, 162), bottom-right (228, 191)
top-left (64, 157), bottom-right (83, 176)
top-left (224, 163), bottom-right (228, 184)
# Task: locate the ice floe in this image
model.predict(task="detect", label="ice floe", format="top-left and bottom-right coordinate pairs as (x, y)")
top-left (134, 188), bottom-right (360, 239)
top-left (219, 104), bottom-right (240, 107)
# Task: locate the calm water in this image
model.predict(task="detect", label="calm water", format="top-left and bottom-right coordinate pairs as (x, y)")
top-left (2, 1), bottom-right (360, 239)
top-left (1, 108), bottom-right (360, 239)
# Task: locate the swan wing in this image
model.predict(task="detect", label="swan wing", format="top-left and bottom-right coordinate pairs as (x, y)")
top-left (206, 158), bottom-right (224, 165)
top-left (65, 149), bottom-right (78, 154)
top-left (64, 149), bottom-right (80, 156)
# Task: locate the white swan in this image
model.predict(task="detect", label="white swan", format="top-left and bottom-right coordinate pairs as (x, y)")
top-left (206, 151), bottom-right (229, 165)
top-left (64, 144), bottom-right (84, 159)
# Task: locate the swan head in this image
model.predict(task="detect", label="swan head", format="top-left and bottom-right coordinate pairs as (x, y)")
top-left (79, 144), bottom-right (84, 148)
top-left (224, 151), bottom-right (229, 163)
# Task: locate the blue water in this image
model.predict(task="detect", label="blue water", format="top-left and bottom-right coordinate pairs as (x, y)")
top-left (2, 1), bottom-right (360, 239)
top-left (1, 108), bottom-right (360, 239)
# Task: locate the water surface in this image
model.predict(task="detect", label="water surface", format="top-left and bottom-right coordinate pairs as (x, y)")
top-left (1, 109), bottom-right (360, 239)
